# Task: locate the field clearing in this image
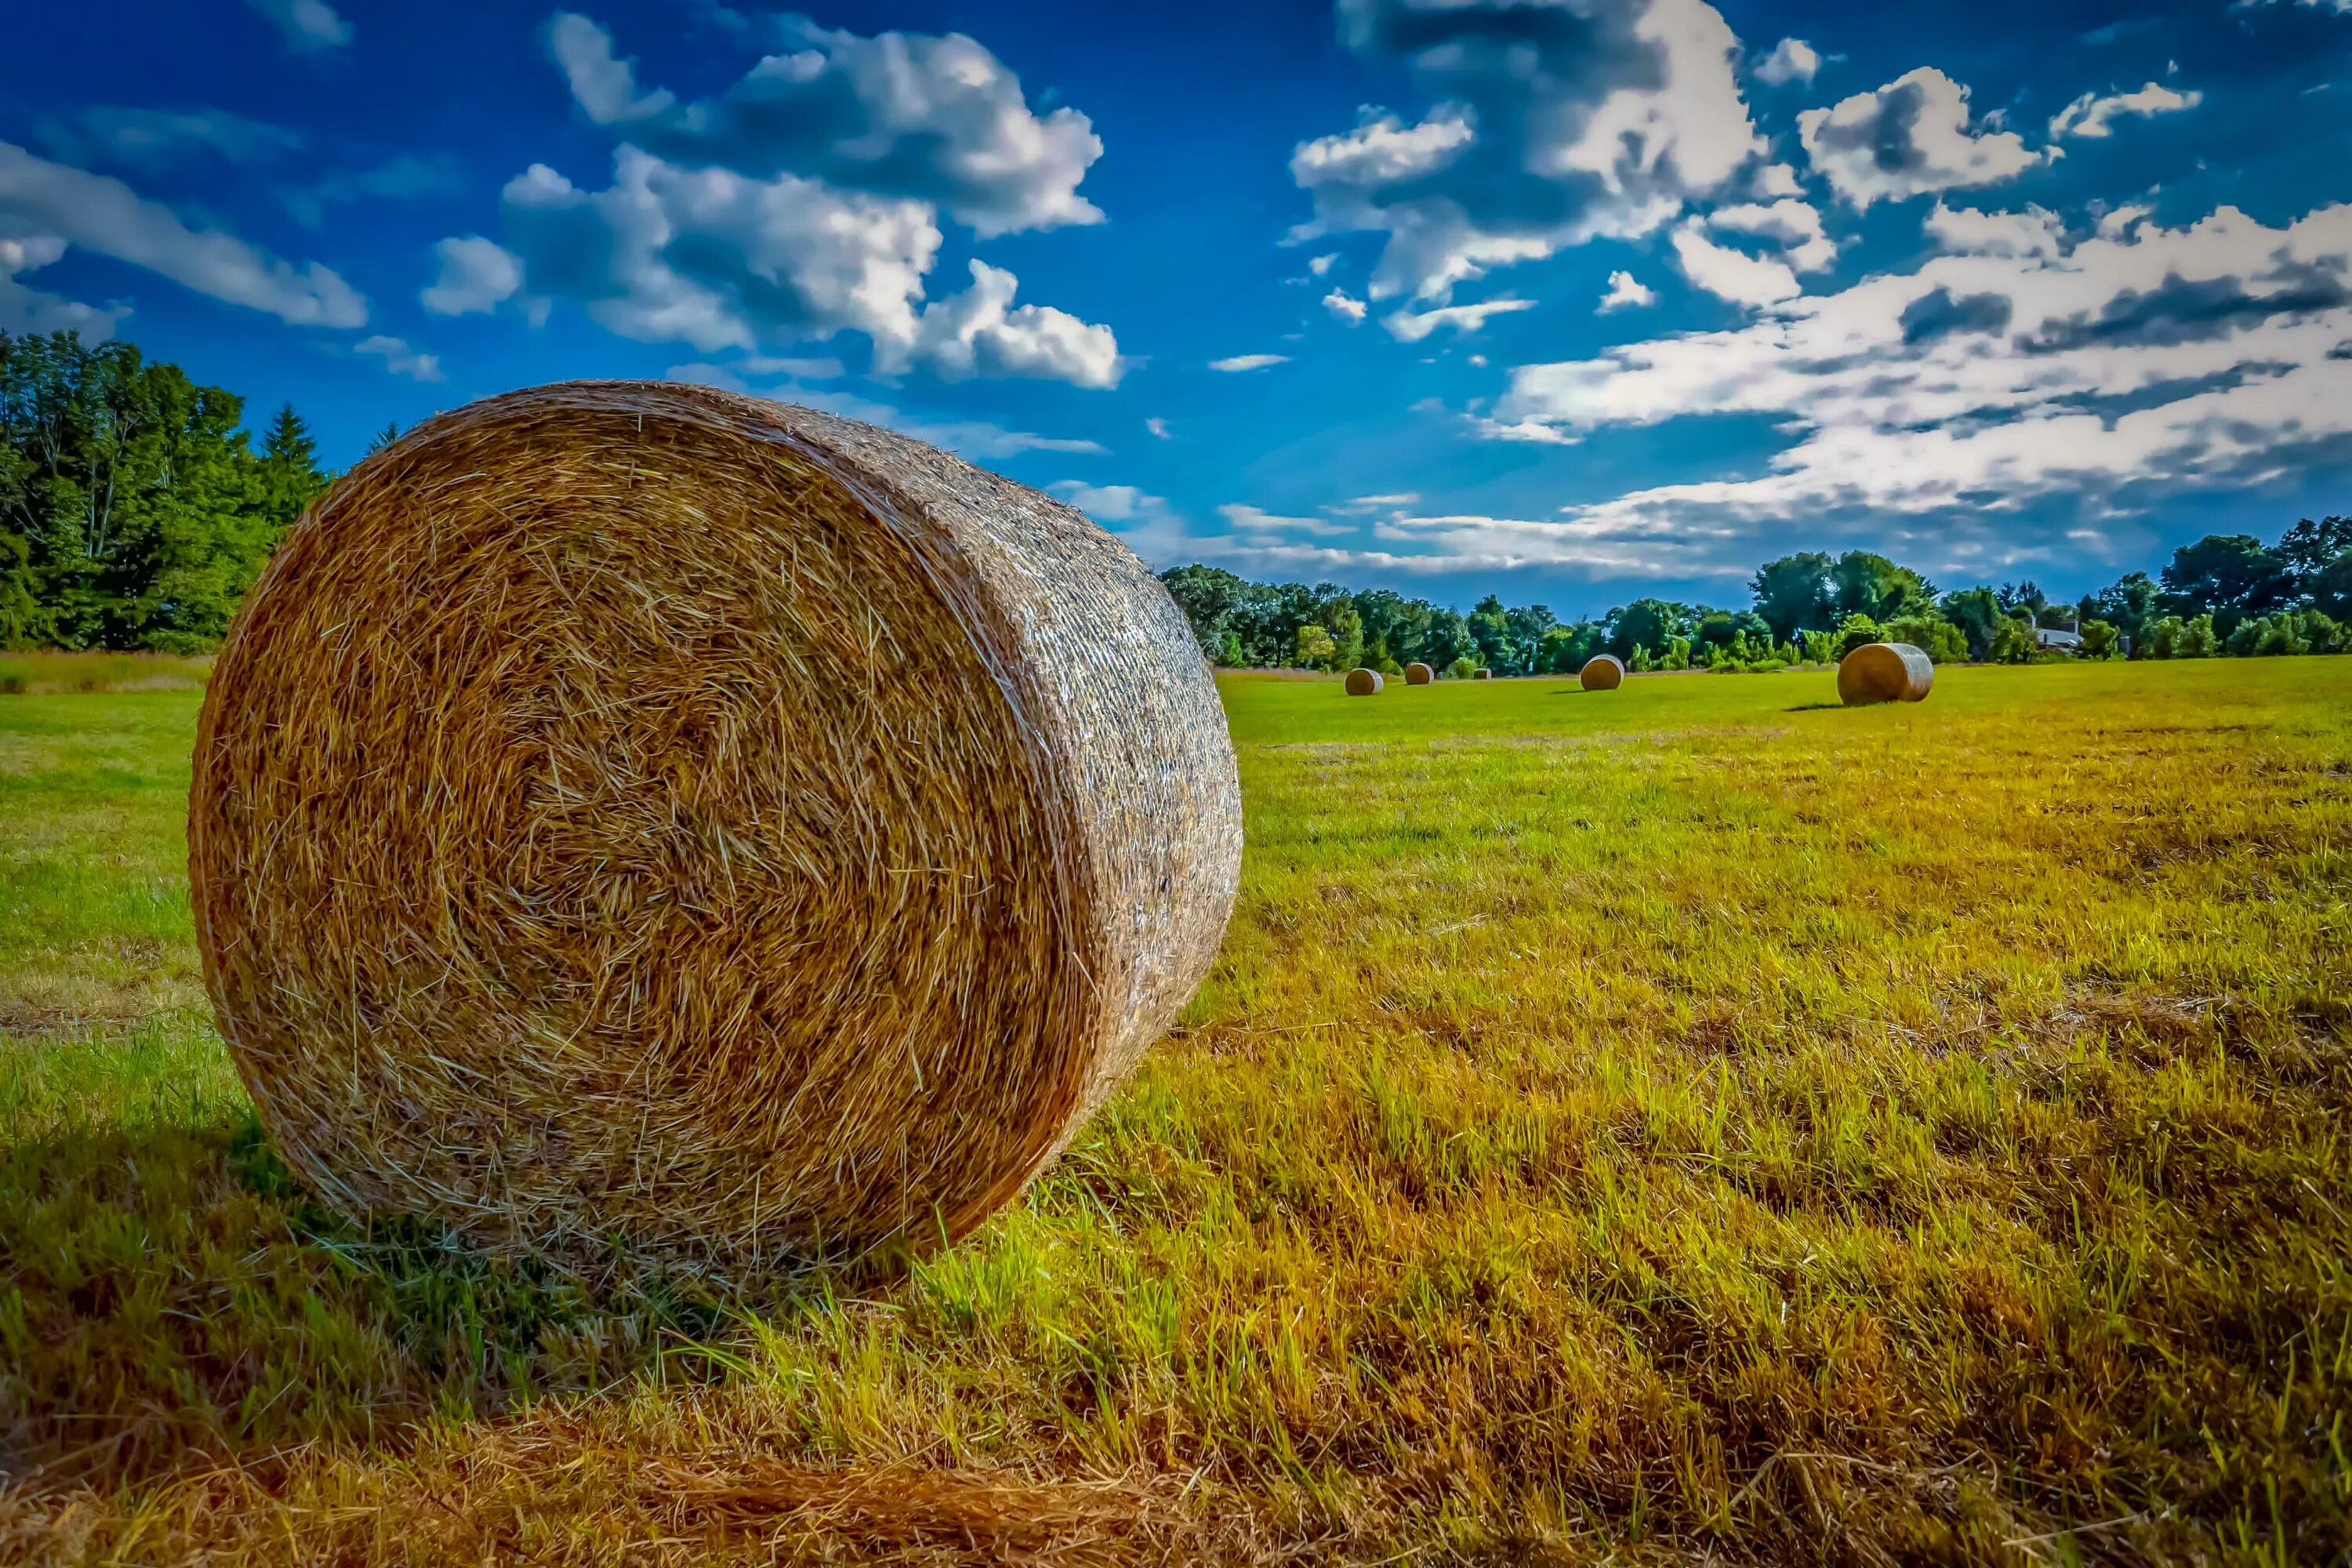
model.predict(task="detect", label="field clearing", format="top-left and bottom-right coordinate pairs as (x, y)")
top-left (0, 653), bottom-right (212, 698)
top-left (2, 657), bottom-right (2347, 1563)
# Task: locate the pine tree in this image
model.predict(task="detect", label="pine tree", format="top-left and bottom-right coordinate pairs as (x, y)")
top-left (366, 420), bottom-right (401, 455)
top-left (257, 403), bottom-right (325, 532)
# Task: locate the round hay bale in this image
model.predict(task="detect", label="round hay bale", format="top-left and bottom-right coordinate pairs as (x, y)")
top-left (1580, 655), bottom-right (1625, 691)
top-left (1837, 641), bottom-right (1936, 706)
top-left (1403, 661), bottom-right (1436, 685)
top-left (1473, 669), bottom-right (1494, 681)
top-left (189, 381), bottom-right (1243, 1279)
top-left (1344, 667), bottom-right (1385, 695)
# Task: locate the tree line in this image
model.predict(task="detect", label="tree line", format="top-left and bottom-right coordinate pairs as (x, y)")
top-left (5, 327), bottom-right (2346, 672)
top-left (0, 330), bottom-right (336, 652)
top-left (1163, 520), bottom-right (2352, 678)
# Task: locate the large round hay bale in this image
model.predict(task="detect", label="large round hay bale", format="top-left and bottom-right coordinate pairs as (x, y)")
top-left (1473, 668), bottom-right (1494, 681)
top-left (1580, 655), bottom-right (1625, 691)
top-left (1344, 667), bottom-right (1385, 695)
top-left (1403, 661), bottom-right (1436, 685)
top-left (189, 381), bottom-right (1243, 1279)
top-left (1837, 641), bottom-right (1935, 706)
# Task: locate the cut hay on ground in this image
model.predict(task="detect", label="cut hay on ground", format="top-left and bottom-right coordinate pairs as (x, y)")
top-left (1403, 662), bottom-right (1436, 685)
top-left (188, 380), bottom-right (1243, 1281)
top-left (1345, 667), bottom-right (1384, 695)
top-left (1838, 641), bottom-right (1936, 706)
top-left (1581, 655), bottom-right (1624, 691)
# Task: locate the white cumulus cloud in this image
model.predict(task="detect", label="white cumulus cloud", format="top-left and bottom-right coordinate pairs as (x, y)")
top-left (1290, 0), bottom-right (1766, 303)
top-left (444, 14), bottom-right (1119, 386)
top-left (420, 236), bottom-right (524, 316)
top-left (1705, 198), bottom-right (1837, 271)
top-left (1323, 288), bottom-right (1367, 323)
top-left (1486, 199), bottom-right (2352, 569)
top-left (1599, 270), bottom-right (1657, 312)
top-left (904, 259), bottom-right (1123, 387)
top-left (1209, 354), bottom-right (1290, 372)
top-left (1754, 38), bottom-right (1820, 87)
top-left (1800, 67), bottom-right (2050, 209)
top-left (1671, 221), bottom-right (1802, 307)
top-left (545, 12), bottom-right (1102, 237)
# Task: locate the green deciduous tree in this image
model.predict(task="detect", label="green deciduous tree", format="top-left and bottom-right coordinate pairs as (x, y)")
top-left (1882, 614), bottom-right (1968, 663)
top-left (2161, 534), bottom-right (2289, 636)
top-left (2278, 516), bottom-right (2352, 592)
top-left (1295, 622), bottom-right (1338, 669)
top-left (1160, 564), bottom-right (1250, 654)
top-left (2085, 572), bottom-right (2160, 645)
top-left (1749, 552), bottom-right (1834, 641)
top-left (1938, 587), bottom-right (2003, 661)
top-left (1606, 598), bottom-right (1689, 660)
top-left (0, 329), bottom-right (290, 651)
top-left (1832, 613), bottom-right (1884, 659)
top-left (1989, 616), bottom-right (2040, 663)
top-left (2310, 553), bottom-right (2352, 622)
top-left (1831, 551), bottom-right (1935, 622)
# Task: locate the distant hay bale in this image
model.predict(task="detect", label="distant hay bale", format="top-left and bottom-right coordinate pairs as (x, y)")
top-left (1403, 661), bottom-right (1436, 685)
top-left (1473, 669), bottom-right (1494, 681)
top-left (1580, 655), bottom-right (1625, 691)
top-left (1345, 667), bottom-right (1385, 695)
top-left (1838, 641), bottom-right (1936, 706)
top-left (188, 380), bottom-right (1243, 1280)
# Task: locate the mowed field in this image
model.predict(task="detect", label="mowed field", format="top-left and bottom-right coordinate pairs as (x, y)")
top-left (2, 659), bottom-right (2347, 1564)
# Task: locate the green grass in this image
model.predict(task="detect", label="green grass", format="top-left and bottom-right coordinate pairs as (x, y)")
top-left (2, 660), bottom-right (2347, 1564)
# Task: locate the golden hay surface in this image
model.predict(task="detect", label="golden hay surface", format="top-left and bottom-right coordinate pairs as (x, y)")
top-left (1403, 662), bottom-right (1436, 685)
top-left (1579, 655), bottom-right (1624, 691)
top-left (1343, 667), bottom-right (1384, 695)
top-left (1838, 641), bottom-right (1936, 706)
top-left (188, 381), bottom-right (1242, 1280)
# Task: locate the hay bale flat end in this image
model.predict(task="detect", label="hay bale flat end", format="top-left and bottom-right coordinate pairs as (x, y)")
top-left (188, 380), bottom-right (1243, 1281)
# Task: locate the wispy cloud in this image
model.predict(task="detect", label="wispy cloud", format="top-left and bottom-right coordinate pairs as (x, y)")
top-left (246, 0), bottom-right (352, 52)
top-left (666, 363), bottom-right (1106, 458)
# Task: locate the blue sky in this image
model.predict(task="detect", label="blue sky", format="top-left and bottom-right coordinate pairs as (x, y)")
top-left (5, 0), bottom-right (2350, 615)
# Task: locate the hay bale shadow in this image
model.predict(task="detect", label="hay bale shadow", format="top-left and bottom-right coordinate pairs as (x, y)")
top-left (0, 1113), bottom-right (843, 1491)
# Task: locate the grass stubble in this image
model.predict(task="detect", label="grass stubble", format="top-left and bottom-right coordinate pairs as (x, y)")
top-left (0, 657), bottom-right (2345, 1563)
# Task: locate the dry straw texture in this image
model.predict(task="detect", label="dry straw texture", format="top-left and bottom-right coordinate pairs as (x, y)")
top-left (188, 380), bottom-right (1243, 1281)
top-left (1403, 661), bottom-right (1436, 685)
top-left (1344, 667), bottom-right (1384, 696)
top-left (1580, 655), bottom-right (1625, 691)
top-left (1838, 641), bottom-right (1936, 706)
